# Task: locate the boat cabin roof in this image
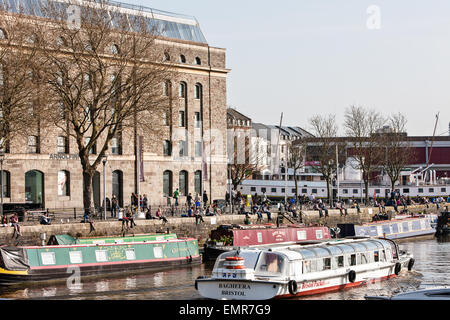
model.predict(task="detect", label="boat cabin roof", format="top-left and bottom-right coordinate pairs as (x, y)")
top-left (236, 238), bottom-right (392, 261)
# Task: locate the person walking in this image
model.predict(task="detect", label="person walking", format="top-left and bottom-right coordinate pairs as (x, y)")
top-left (202, 190), bottom-right (208, 207)
top-left (111, 195), bottom-right (118, 218)
top-left (187, 193), bottom-right (192, 208)
top-left (174, 188), bottom-right (179, 206)
top-left (143, 194), bottom-right (148, 211)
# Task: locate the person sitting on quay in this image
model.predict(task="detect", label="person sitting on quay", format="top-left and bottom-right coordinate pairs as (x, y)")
top-left (40, 212), bottom-right (51, 225)
top-left (187, 206), bottom-right (194, 217)
top-left (122, 207), bottom-right (137, 230)
top-left (320, 202), bottom-right (329, 218)
top-left (155, 206), bottom-right (168, 223)
top-left (10, 213), bottom-right (21, 238)
top-left (339, 201), bottom-right (348, 216)
top-left (260, 203), bottom-right (272, 222)
top-left (1, 215), bottom-right (10, 227)
top-left (194, 207), bottom-right (204, 224)
top-left (288, 203), bottom-right (298, 218)
top-left (256, 207), bottom-right (263, 223)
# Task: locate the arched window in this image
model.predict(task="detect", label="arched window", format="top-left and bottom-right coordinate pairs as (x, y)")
top-left (163, 170), bottom-right (173, 197)
top-left (194, 83), bottom-right (202, 100)
top-left (163, 51), bottom-right (170, 61)
top-left (112, 170), bottom-right (123, 207)
top-left (0, 28), bottom-right (7, 40)
top-left (194, 170), bottom-right (202, 196)
top-left (0, 170), bottom-right (10, 198)
top-left (110, 44), bottom-right (119, 55)
top-left (179, 170), bottom-right (188, 196)
top-left (178, 82), bottom-right (186, 98)
top-left (179, 54), bottom-right (186, 63)
top-left (56, 36), bottom-right (66, 47)
top-left (25, 170), bottom-right (44, 205)
top-left (57, 170), bottom-right (70, 196)
top-left (195, 57), bottom-right (201, 65)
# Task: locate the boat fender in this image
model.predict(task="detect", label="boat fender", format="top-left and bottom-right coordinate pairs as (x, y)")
top-left (288, 280), bottom-right (298, 295)
top-left (394, 262), bottom-right (402, 275)
top-left (348, 270), bottom-right (356, 283)
top-left (407, 258), bottom-right (415, 271)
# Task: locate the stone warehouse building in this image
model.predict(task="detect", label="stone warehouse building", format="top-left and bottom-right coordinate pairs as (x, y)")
top-left (0, 0), bottom-right (229, 209)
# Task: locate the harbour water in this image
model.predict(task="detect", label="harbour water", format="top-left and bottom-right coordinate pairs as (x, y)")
top-left (0, 236), bottom-right (448, 300)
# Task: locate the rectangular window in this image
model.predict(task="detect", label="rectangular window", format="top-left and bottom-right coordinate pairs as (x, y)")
top-left (336, 256), bottom-right (344, 268)
top-left (125, 249), bottom-right (136, 260)
top-left (323, 257), bottom-right (331, 270)
top-left (69, 251), bottom-right (83, 264)
top-left (301, 188), bottom-right (307, 194)
top-left (312, 189), bottom-right (317, 194)
top-left (57, 136), bottom-right (68, 154)
top-left (429, 188), bottom-right (434, 193)
top-left (375, 189), bottom-right (380, 194)
top-left (41, 252), bottom-right (56, 265)
top-left (292, 189), bottom-right (296, 193)
top-left (153, 247), bottom-right (163, 259)
top-left (178, 141), bottom-right (187, 157)
top-left (162, 110), bottom-right (169, 126)
top-left (163, 140), bottom-right (172, 156)
top-left (297, 230), bottom-right (307, 240)
top-left (111, 137), bottom-right (121, 155)
top-left (178, 111), bottom-right (185, 127)
top-left (250, 187), bottom-right (256, 192)
top-left (374, 251), bottom-right (379, 262)
top-left (271, 188), bottom-right (277, 193)
top-left (194, 112), bottom-right (201, 128)
top-left (348, 254), bottom-right (356, 266)
top-left (195, 141), bottom-right (202, 157)
top-left (343, 189), bottom-right (348, 194)
top-left (418, 188), bottom-right (423, 193)
top-left (403, 188), bottom-right (409, 193)
top-left (261, 187), bottom-right (266, 193)
top-left (353, 189), bottom-right (358, 194)
top-left (315, 229), bottom-right (323, 239)
top-left (281, 188), bottom-right (285, 193)
top-left (95, 250), bottom-right (108, 262)
top-left (441, 188), bottom-right (446, 193)
top-left (27, 135), bottom-right (39, 153)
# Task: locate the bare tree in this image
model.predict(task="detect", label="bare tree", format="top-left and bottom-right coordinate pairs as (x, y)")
top-left (379, 113), bottom-right (415, 191)
top-left (0, 6), bottom-right (43, 152)
top-left (228, 129), bottom-right (264, 191)
top-left (288, 139), bottom-right (306, 204)
top-left (344, 105), bottom-right (386, 204)
top-left (308, 114), bottom-right (343, 206)
top-left (36, 0), bottom-right (173, 214)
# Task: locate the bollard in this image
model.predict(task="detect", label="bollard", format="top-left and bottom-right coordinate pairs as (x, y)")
top-left (74, 208), bottom-right (76, 220)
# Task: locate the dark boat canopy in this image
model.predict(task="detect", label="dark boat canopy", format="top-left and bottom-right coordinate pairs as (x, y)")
top-left (0, 247), bottom-right (30, 271)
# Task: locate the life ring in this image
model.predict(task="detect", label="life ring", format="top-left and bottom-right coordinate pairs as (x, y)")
top-left (348, 270), bottom-right (356, 283)
top-left (394, 262), bottom-right (402, 275)
top-left (407, 258), bottom-right (415, 271)
top-left (288, 280), bottom-right (298, 295)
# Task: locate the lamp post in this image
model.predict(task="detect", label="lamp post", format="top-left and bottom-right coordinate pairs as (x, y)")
top-left (0, 151), bottom-right (4, 219)
top-left (102, 154), bottom-right (107, 220)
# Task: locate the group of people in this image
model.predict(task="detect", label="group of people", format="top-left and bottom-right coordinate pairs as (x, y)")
top-left (1, 213), bottom-right (21, 238)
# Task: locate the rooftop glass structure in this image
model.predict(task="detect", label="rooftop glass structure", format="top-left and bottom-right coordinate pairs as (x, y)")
top-left (0, 0), bottom-right (208, 44)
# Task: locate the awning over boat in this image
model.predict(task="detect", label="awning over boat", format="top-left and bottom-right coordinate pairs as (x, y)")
top-left (0, 247), bottom-right (30, 271)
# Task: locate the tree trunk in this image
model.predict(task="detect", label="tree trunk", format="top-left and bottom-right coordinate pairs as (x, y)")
top-left (326, 178), bottom-right (331, 206)
top-left (294, 176), bottom-right (299, 204)
top-left (82, 170), bottom-right (94, 214)
top-left (364, 179), bottom-right (370, 205)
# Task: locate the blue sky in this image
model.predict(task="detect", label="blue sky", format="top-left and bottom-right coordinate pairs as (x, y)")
top-left (123, 0), bottom-right (450, 136)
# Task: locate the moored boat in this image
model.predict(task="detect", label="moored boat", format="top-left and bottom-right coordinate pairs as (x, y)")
top-left (195, 237), bottom-right (414, 300)
top-left (337, 214), bottom-right (437, 240)
top-left (435, 211), bottom-right (449, 236)
top-left (365, 286), bottom-right (450, 300)
top-left (0, 233), bottom-right (200, 286)
top-left (203, 224), bottom-right (331, 261)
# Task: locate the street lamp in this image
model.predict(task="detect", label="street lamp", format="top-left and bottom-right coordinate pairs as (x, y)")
top-left (0, 151), bottom-right (4, 219)
top-left (102, 154), bottom-right (108, 220)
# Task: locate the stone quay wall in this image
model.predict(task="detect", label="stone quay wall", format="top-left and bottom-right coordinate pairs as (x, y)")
top-left (0, 204), bottom-right (445, 247)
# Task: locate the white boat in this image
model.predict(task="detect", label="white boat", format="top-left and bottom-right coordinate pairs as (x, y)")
top-left (365, 287), bottom-right (450, 300)
top-left (195, 237), bottom-right (414, 300)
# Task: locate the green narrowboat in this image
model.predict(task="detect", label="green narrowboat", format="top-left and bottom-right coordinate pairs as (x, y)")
top-left (0, 234), bottom-right (200, 286)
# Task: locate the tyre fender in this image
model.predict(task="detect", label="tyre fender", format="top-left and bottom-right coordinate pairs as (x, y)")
top-left (288, 280), bottom-right (298, 295)
top-left (394, 262), bottom-right (402, 275)
top-left (348, 270), bottom-right (356, 283)
top-left (407, 258), bottom-right (415, 271)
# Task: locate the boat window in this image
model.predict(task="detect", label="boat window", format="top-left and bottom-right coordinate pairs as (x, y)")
top-left (126, 248), bottom-right (136, 260)
top-left (303, 260), bottom-right (311, 273)
top-left (153, 247), bottom-right (163, 258)
top-left (335, 256), bottom-right (344, 268)
top-left (215, 251), bottom-right (260, 270)
top-left (381, 250), bottom-right (386, 261)
top-left (348, 254), bottom-right (356, 266)
top-left (360, 253), bottom-right (368, 264)
top-left (374, 251), bottom-right (379, 262)
top-left (95, 250), bottom-right (108, 262)
top-left (69, 251), bottom-right (83, 264)
top-left (323, 257), bottom-right (331, 270)
top-left (41, 252), bottom-right (56, 265)
top-left (256, 252), bottom-right (286, 275)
